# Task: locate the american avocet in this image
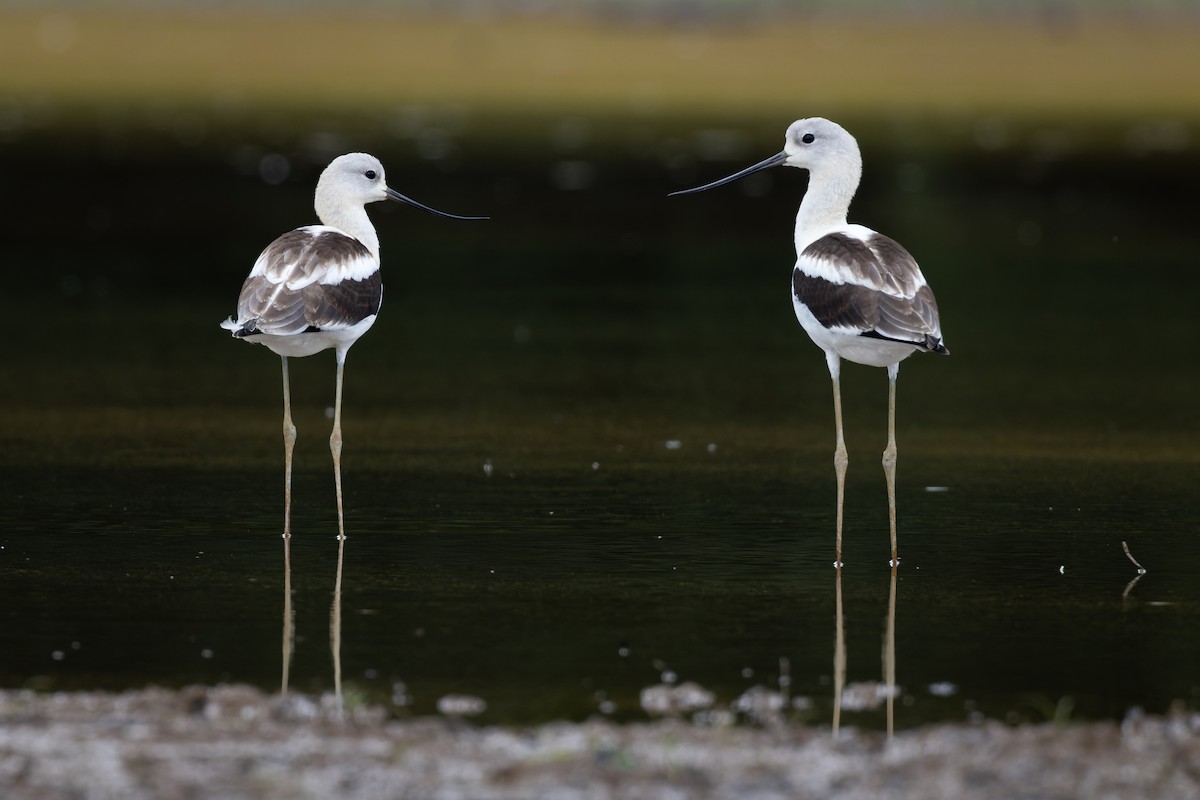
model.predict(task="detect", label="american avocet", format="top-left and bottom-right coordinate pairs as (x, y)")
top-left (671, 118), bottom-right (948, 568)
top-left (222, 152), bottom-right (486, 542)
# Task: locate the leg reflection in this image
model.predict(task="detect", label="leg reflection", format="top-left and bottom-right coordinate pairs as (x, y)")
top-left (884, 564), bottom-right (897, 738)
top-left (330, 533), bottom-right (345, 708)
top-left (281, 533), bottom-right (295, 695)
top-left (832, 568), bottom-right (845, 735)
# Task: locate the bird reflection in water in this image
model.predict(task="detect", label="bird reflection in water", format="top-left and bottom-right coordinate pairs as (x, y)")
top-left (281, 535), bottom-right (295, 695)
top-left (832, 567), bottom-right (899, 739)
top-left (277, 536), bottom-right (346, 709)
top-left (330, 537), bottom-right (345, 706)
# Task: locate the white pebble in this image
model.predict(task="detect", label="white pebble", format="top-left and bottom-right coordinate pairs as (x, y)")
top-left (640, 681), bottom-right (714, 716)
top-left (437, 694), bottom-right (487, 717)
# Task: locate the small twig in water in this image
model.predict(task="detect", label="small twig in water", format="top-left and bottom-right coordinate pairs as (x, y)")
top-left (1121, 573), bottom-right (1144, 602)
top-left (1121, 541), bottom-right (1148, 603)
top-left (1121, 541), bottom-right (1147, 575)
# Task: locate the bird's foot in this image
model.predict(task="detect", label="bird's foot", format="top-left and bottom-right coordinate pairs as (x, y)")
top-left (888, 556), bottom-right (900, 568)
top-left (833, 560), bottom-right (844, 570)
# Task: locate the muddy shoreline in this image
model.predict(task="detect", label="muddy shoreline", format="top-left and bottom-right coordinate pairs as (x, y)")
top-left (1, 685), bottom-right (1197, 799)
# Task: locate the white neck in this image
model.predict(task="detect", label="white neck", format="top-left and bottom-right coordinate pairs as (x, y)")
top-left (793, 154), bottom-right (862, 247)
top-left (316, 199), bottom-right (380, 257)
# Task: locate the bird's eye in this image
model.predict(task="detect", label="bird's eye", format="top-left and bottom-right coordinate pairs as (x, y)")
top-left (801, 133), bottom-right (815, 144)
top-left (364, 170), bottom-right (377, 180)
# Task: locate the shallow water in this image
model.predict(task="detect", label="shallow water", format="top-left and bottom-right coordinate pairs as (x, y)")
top-left (2, 126), bottom-right (1198, 730)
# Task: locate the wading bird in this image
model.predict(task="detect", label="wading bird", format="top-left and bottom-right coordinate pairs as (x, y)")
top-left (671, 118), bottom-right (948, 568)
top-left (222, 152), bottom-right (486, 541)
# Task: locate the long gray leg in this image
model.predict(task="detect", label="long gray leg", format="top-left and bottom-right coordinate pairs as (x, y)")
top-left (330, 356), bottom-right (347, 542)
top-left (281, 355), bottom-right (297, 696)
top-left (827, 353), bottom-right (847, 569)
top-left (282, 356), bottom-right (296, 539)
top-left (329, 352), bottom-right (348, 707)
top-left (883, 363), bottom-right (899, 566)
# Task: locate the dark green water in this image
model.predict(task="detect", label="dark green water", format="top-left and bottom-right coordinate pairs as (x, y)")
top-left (2, 118), bottom-right (1198, 729)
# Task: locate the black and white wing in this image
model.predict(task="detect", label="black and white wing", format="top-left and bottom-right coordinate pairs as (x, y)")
top-left (224, 226), bottom-right (383, 338)
top-left (793, 230), bottom-right (947, 354)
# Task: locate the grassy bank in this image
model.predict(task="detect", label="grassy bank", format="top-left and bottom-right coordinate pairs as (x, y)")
top-left (3, 7), bottom-right (1198, 143)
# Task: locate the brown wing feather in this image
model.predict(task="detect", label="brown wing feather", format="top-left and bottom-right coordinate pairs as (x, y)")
top-left (231, 230), bottom-right (382, 337)
top-left (796, 232), bottom-right (947, 353)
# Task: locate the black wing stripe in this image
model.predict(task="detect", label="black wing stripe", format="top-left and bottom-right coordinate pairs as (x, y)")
top-left (793, 269), bottom-right (878, 332)
top-left (794, 269), bottom-right (946, 352)
top-left (303, 271), bottom-right (383, 331)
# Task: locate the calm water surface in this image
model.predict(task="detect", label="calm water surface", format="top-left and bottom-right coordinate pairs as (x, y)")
top-left (2, 126), bottom-right (1198, 730)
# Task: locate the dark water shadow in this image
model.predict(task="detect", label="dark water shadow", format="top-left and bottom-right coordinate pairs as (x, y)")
top-left (1, 132), bottom-right (1198, 728)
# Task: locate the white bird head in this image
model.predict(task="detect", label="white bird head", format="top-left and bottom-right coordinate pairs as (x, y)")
top-left (669, 117), bottom-right (862, 196)
top-left (781, 118), bottom-right (862, 175)
top-left (315, 152), bottom-right (488, 223)
top-left (316, 152), bottom-right (390, 209)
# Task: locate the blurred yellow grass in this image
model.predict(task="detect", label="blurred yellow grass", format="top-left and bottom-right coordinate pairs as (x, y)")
top-left (2, 8), bottom-right (1197, 124)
